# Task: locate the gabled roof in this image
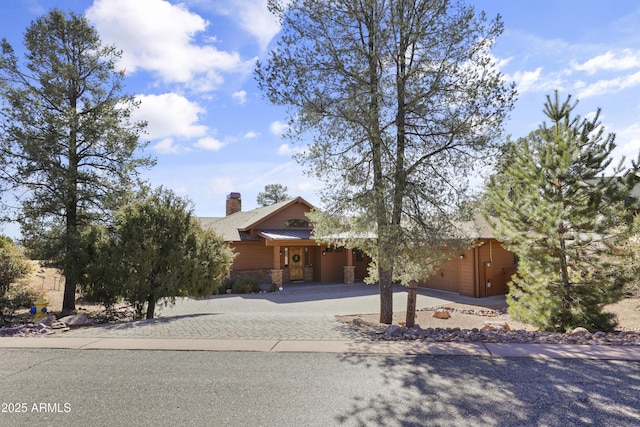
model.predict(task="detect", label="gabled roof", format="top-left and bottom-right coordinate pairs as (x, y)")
top-left (198, 196), bottom-right (314, 242)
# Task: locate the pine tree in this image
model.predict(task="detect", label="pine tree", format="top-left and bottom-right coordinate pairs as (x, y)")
top-left (485, 92), bottom-right (639, 332)
top-left (0, 10), bottom-right (153, 310)
top-left (257, 184), bottom-right (289, 206)
top-left (257, 0), bottom-right (515, 323)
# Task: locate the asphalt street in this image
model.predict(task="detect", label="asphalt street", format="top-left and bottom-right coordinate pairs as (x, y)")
top-left (1, 349), bottom-right (639, 426)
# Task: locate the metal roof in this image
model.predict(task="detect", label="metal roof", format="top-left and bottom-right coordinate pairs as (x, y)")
top-left (255, 229), bottom-right (313, 241)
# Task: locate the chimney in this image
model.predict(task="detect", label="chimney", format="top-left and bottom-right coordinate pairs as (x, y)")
top-left (226, 192), bottom-right (242, 215)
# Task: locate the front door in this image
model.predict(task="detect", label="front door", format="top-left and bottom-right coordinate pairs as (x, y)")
top-left (289, 247), bottom-right (304, 281)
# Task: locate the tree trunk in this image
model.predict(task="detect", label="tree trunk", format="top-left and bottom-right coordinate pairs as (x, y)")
top-left (379, 268), bottom-right (394, 324)
top-left (62, 267), bottom-right (77, 311)
top-left (146, 295), bottom-right (156, 320)
top-left (63, 94), bottom-right (80, 312)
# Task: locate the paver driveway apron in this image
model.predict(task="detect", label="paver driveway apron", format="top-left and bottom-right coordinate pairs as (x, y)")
top-left (55, 283), bottom-right (456, 341)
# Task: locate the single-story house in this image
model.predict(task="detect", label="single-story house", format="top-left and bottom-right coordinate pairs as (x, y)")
top-left (419, 237), bottom-right (516, 298)
top-left (421, 216), bottom-right (517, 297)
top-left (198, 193), bottom-right (371, 286)
top-left (199, 193), bottom-right (515, 297)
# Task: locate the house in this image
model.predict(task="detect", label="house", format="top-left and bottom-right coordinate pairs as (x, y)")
top-left (421, 216), bottom-right (517, 297)
top-left (198, 193), bottom-right (371, 286)
top-left (200, 192), bottom-right (514, 296)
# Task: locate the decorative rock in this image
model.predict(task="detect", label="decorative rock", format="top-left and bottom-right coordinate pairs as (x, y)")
top-left (432, 309), bottom-right (451, 319)
top-left (38, 315), bottom-right (56, 326)
top-left (58, 314), bottom-right (92, 327)
top-left (50, 321), bottom-right (67, 329)
top-left (483, 321), bottom-right (510, 331)
top-left (384, 325), bottom-right (404, 336)
top-left (570, 327), bottom-right (590, 334)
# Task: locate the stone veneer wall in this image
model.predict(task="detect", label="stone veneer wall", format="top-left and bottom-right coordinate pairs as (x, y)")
top-left (304, 266), bottom-right (313, 282)
top-left (343, 266), bottom-right (355, 284)
top-left (270, 269), bottom-right (283, 285)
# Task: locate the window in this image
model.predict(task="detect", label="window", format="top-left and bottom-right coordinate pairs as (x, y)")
top-left (285, 219), bottom-right (309, 228)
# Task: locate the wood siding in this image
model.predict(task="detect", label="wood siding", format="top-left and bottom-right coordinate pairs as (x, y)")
top-left (317, 247), bottom-right (345, 283)
top-left (476, 239), bottom-right (515, 297)
top-left (459, 249), bottom-right (476, 297)
top-left (254, 202), bottom-right (311, 229)
top-left (231, 241), bottom-right (273, 270)
top-left (422, 240), bottom-right (516, 297)
top-left (424, 254), bottom-right (460, 293)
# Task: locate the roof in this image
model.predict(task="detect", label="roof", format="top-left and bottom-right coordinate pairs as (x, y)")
top-left (455, 215), bottom-right (496, 240)
top-left (256, 229), bottom-right (313, 240)
top-left (198, 197), bottom-right (314, 242)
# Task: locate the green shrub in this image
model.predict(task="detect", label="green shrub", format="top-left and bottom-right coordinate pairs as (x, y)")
top-left (230, 276), bottom-right (260, 294)
top-left (6, 282), bottom-right (41, 309)
top-left (218, 278), bottom-right (233, 294)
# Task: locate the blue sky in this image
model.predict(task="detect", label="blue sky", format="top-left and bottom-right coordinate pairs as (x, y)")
top-left (2, 0), bottom-right (640, 238)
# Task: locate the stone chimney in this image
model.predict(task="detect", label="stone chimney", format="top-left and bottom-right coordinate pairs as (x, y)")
top-left (226, 192), bottom-right (241, 216)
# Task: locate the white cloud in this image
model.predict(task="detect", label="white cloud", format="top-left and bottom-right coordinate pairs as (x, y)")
top-left (494, 56), bottom-right (513, 71)
top-left (210, 0), bottom-right (281, 51)
top-left (577, 71), bottom-right (640, 98)
top-left (195, 137), bottom-right (224, 151)
top-left (153, 138), bottom-right (182, 154)
top-left (573, 49), bottom-right (640, 75)
top-left (232, 90), bottom-right (247, 105)
top-left (505, 67), bottom-right (543, 94)
top-left (270, 120), bottom-right (289, 136)
top-left (612, 123), bottom-right (640, 166)
top-left (133, 93), bottom-right (208, 140)
top-left (86, 0), bottom-right (252, 90)
top-left (277, 143), bottom-right (303, 156)
top-left (244, 131), bottom-right (260, 139)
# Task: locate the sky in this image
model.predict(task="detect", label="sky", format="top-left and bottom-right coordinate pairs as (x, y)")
top-left (2, 0), bottom-right (640, 238)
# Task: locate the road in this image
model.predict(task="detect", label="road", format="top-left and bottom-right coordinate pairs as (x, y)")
top-left (1, 349), bottom-right (639, 426)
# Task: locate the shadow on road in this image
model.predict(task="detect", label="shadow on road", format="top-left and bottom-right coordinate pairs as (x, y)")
top-left (333, 352), bottom-right (640, 426)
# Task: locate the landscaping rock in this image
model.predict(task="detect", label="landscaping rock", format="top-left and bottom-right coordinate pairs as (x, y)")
top-left (483, 321), bottom-right (510, 331)
top-left (59, 314), bottom-right (92, 327)
top-left (432, 309), bottom-right (451, 319)
top-left (570, 327), bottom-right (590, 334)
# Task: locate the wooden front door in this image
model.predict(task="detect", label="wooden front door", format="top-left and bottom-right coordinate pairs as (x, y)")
top-left (289, 247), bottom-right (304, 281)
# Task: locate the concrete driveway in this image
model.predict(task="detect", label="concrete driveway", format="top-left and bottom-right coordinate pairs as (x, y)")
top-left (56, 282), bottom-right (498, 341)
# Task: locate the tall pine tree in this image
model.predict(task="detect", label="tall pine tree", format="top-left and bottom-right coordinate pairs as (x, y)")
top-left (485, 92), bottom-right (639, 332)
top-left (0, 10), bottom-right (153, 310)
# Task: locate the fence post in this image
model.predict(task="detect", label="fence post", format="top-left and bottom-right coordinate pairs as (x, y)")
top-left (406, 280), bottom-right (418, 328)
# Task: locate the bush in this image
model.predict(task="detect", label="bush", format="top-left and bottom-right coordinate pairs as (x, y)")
top-left (6, 282), bottom-right (41, 309)
top-left (0, 237), bottom-right (34, 321)
top-left (0, 282), bottom-right (42, 323)
top-left (230, 276), bottom-right (261, 294)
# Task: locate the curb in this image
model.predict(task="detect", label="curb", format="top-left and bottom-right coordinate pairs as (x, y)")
top-left (1, 337), bottom-right (640, 360)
